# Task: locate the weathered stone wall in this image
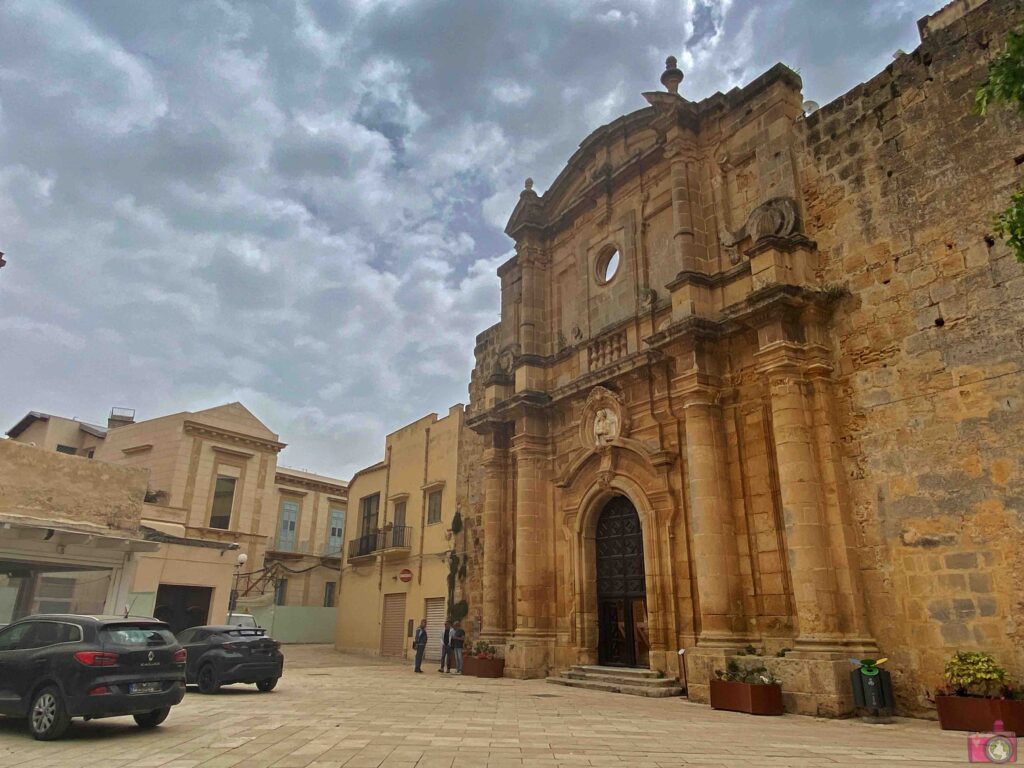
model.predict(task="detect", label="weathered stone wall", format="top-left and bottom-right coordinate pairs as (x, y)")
top-left (0, 439), bottom-right (148, 532)
top-left (466, 0), bottom-right (1024, 718)
top-left (801, 0), bottom-right (1024, 709)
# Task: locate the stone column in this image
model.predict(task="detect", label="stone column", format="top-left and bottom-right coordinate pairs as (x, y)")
top-left (762, 366), bottom-right (844, 648)
top-left (668, 146), bottom-right (702, 273)
top-left (505, 436), bottom-right (553, 678)
top-left (681, 386), bottom-right (746, 645)
top-left (481, 446), bottom-right (507, 639)
top-left (513, 446), bottom-right (547, 632)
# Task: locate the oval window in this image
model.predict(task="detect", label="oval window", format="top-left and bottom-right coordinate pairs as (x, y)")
top-left (596, 248), bottom-right (620, 285)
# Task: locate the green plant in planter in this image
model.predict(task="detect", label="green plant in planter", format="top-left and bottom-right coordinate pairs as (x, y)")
top-left (714, 659), bottom-right (780, 686)
top-left (473, 640), bottom-right (497, 659)
top-left (944, 651), bottom-right (1008, 697)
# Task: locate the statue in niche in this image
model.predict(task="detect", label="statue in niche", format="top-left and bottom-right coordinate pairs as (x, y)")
top-left (593, 408), bottom-right (619, 445)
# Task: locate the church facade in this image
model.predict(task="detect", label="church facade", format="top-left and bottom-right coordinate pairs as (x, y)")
top-left (464, 0), bottom-right (1024, 716)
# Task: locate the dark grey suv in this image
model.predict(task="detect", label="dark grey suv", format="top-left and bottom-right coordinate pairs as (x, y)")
top-left (177, 625), bottom-right (283, 693)
top-left (0, 615), bottom-right (186, 740)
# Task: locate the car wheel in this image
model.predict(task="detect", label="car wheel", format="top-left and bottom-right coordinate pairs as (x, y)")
top-left (134, 707), bottom-right (170, 729)
top-left (197, 664), bottom-right (220, 694)
top-left (256, 677), bottom-right (278, 692)
top-left (29, 686), bottom-right (70, 741)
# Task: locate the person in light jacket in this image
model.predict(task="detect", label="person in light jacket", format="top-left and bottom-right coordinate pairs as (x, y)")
top-left (413, 619), bottom-right (427, 673)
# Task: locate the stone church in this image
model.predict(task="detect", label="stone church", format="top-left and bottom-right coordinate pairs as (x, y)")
top-left (463, 0), bottom-right (1024, 716)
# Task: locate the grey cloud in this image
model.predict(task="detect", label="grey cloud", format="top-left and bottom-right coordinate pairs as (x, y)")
top-left (0, 0), bottom-right (938, 476)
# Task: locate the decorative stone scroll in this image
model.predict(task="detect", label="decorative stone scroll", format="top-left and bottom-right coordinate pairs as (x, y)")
top-left (579, 386), bottom-right (630, 448)
top-left (720, 196), bottom-right (801, 264)
top-left (494, 344), bottom-right (519, 378)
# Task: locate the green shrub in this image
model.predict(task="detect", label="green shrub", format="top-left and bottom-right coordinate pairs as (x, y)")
top-left (944, 651), bottom-right (1008, 697)
top-left (714, 658), bottom-right (780, 686)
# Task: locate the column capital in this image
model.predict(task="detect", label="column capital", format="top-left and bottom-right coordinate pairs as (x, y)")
top-left (510, 434), bottom-right (548, 460)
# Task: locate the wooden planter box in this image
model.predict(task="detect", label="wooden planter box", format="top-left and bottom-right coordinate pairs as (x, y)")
top-left (936, 695), bottom-right (1024, 732)
top-left (709, 679), bottom-right (784, 716)
top-left (463, 655), bottom-right (504, 678)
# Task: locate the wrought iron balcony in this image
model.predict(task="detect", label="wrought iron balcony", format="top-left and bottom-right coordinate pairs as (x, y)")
top-left (345, 527), bottom-right (414, 563)
top-left (378, 525), bottom-right (413, 559)
top-left (347, 533), bottom-right (378, 562)
top-left (321, 544), bottom-right (344, 560)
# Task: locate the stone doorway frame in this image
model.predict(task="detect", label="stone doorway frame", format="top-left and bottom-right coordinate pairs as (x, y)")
top-left (569, 474), bottom-right (666, 670)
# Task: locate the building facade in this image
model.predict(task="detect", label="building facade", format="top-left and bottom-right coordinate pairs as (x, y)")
top-left (465, 0), bottom-right (1024, 716)
top-left (335, 406), bottom-right (469, 663)
top-left (0, 439), bottom-right (156, 625)
top-left (6, 403), bottom-right (348, 640)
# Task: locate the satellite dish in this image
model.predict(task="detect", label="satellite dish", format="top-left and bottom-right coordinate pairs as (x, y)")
top-left (801, 100), bottom-right (820, 116)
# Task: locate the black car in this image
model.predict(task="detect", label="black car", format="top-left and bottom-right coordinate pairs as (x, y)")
top-left (177, 625), bottom-right (283, 694)
top-left (0, 615), bottom-right (186, 740)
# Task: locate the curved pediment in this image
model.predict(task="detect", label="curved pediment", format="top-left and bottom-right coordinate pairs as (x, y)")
top-left (505, 106), bottom-right (661, 238)
top-left (555, 436), bottom-right (675, 490)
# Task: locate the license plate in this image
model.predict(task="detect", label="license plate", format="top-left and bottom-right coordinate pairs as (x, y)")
top-left (129, 682), bottom-right (163, 694)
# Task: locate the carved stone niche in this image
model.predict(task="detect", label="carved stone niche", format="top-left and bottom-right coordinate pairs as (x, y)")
top-left (579, 386), bottom-right (631, 448)
top-left (720, 196), bottom-right (801, 264)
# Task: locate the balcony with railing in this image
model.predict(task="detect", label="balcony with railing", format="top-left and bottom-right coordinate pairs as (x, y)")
top-left (266, 539), bottom-right (310, 559)
top-left (377, 525), bottom-right (413, 560)
top-left (345, 526), bottom-right (414, 563)
top-left (347, 533), bottom-right (378, 563)
top-left (321, 543), bottom-right (344, 561)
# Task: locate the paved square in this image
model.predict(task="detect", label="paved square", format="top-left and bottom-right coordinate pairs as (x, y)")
top-left (0, 645), bottom-right (969, 767)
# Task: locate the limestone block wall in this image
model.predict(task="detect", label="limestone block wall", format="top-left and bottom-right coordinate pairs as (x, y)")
top-left (0, 439), bottom-right (148, 532)
top-left (801, 0), bottom-right (1024, 708)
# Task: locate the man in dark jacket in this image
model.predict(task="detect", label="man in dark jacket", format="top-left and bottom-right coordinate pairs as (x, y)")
top-left (439, 620), bottom-right (453, 673)
top-left (451, 621), bottom-right (466, 674)
top-left (413, 619), bottom-right (427, 673)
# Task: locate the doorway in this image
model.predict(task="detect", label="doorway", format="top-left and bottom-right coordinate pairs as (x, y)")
top-left (595, 496), bottom-right (649, 667)
top-left (153, 584), bottom-right (212, 635)
top-left (380, 593), bottom-right (407, 658)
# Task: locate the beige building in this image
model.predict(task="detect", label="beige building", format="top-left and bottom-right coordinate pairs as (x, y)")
top-left (0, 439), bottom-right (157, 625)
top-left (335, 406), bottom-right (469, 663)
top-left (6, 403), bottom-right (348, 641)
top-left (464, 0), bottom-right (1024, 717)
top-left (7, 410), bottom-right (109, 458)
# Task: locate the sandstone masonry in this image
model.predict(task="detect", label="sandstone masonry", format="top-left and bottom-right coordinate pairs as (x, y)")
top-left (463, 0), bottom-right (1024, 717)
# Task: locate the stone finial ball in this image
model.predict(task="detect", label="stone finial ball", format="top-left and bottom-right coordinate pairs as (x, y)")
top-left (666, 56), bottom-right (677, 69)
top-left (525, 177), bottom-right (534, 191)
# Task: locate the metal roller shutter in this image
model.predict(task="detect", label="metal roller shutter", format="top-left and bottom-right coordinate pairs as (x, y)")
top-left (423, 597), bottom-right (446, 663)
top-left (380, 593), bottom-right (407, 658)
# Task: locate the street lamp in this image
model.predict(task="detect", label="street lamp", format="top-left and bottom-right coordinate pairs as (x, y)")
top-left (230, 552), bottom-right (248, 613)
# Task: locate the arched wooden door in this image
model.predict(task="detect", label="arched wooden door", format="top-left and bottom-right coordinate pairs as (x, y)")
top-left (595, 496), bottom-right (649, 667)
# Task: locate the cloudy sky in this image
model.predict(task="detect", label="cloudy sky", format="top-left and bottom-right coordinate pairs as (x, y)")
top-left (0, 0), bottom-right (937, 478)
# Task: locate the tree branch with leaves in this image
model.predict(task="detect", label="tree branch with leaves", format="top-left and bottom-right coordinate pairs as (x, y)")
top-left (974, 26), bottom-right (1024, 261)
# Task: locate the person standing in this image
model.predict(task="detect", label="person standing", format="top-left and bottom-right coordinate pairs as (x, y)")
top-left (413, 619), bottom-right (427, 673)
top-left (451, 620), bottom-right (466, 674)
top-left (438, 620), bottom-right (452, 673)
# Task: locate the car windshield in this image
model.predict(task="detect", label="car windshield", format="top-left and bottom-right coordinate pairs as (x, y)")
top-left (228, 614), bottom-right (257, 627)
top-left (101, 624), bottom-right (176, 647)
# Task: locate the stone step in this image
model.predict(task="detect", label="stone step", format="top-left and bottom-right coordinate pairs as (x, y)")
top-left (569, 665), bottom-right (662, 679)
top-left (547, 676), bottom-right (683, 698)
top-left (565, 670), bottom-right (679, 687)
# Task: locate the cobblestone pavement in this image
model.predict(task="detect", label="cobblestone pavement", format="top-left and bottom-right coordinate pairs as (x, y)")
top-left (0, 645), bottom-right (969, 767)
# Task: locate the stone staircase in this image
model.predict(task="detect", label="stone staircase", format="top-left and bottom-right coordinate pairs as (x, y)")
top-left (546, 665), bottom-right (683, 698)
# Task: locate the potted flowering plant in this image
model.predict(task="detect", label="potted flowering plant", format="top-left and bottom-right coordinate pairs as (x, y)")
top-left (709, 658), bottom-right (784, 716)
top-left (463, 641), bottom-right (504, 678)
top-left (933, 651), bottom-right (1024, 731)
